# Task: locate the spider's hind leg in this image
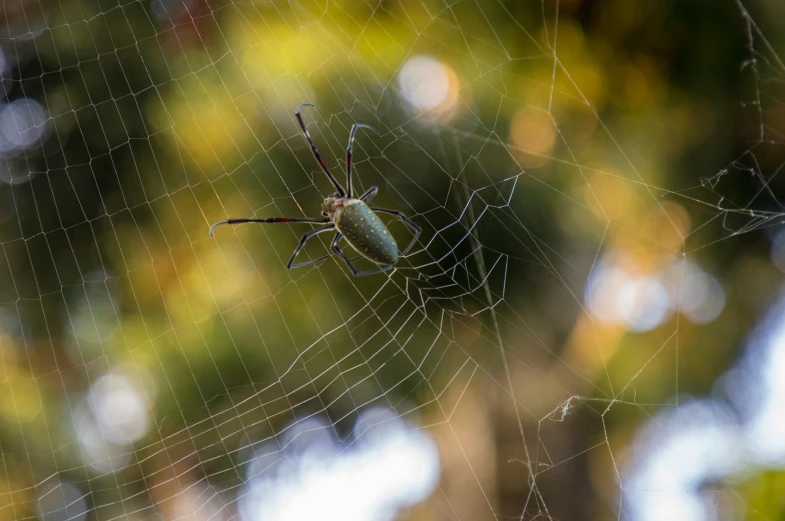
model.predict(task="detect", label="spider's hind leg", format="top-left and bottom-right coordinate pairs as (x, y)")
top-left (287, 225), bottom-right (336, 269)
top-left (370, 207), bottom-right (421, 256)
top-left (331, 233), bottom-right (394, 277)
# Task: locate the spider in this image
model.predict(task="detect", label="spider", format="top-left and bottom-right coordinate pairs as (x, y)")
top-left (209, 104), bottom-right (421, 276)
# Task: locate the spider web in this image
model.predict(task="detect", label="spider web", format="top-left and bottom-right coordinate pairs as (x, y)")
top-left (0, 1), bottom-right (784, 520)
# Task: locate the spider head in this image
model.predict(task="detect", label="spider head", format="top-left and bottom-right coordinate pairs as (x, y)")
top-left (322, 196), bottom-right (346, 220)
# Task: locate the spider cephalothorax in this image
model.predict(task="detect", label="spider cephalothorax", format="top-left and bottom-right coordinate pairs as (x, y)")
top-left (209, 104), bottom-right (420, 276)
top-left (322, 196), bottom-right (345, 220)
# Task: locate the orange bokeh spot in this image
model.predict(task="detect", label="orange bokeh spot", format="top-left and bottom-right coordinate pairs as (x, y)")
top-left (509, 106), bottom-right (557, 167)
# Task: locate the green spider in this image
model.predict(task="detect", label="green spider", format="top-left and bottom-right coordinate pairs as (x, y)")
top-left (209, 104), bottom-right (421, 276)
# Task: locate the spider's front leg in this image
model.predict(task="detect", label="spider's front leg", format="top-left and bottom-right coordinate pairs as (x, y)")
top-left (346, 124), bottom-right (381, 198)
top-left (331, 233), bottom-right (393, 277)
top-left (359, 185), bottom-right (378, 204)
top-left (295, 103), bottom-right (346, 197)
top-left (209, 216), bottom-right (329, 237)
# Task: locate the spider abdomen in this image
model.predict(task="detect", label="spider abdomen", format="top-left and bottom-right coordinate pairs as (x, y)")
top-left (335, 200), bottom-right (399, 265)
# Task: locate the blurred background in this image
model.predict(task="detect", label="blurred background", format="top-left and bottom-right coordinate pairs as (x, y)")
top-left (1, 0), bottom-right (785, 520)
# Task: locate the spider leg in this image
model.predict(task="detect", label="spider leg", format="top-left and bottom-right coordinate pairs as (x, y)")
top-left (346, 123), bottom-right (381, 198)
top-left (295, 104), bottom-right (346, 197)
top-left (331, 233), bottom-right (394, 277)
top-left (209, 217), bottom-right (329, 237)
top-left (370, 207), bottom-right (421, 256)
top-left (359, 185), bottom-right (379, 204)
top-left (287, 224), bottom-right (336, 269)
top-left (329, 233), bottom-right (363, 262)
